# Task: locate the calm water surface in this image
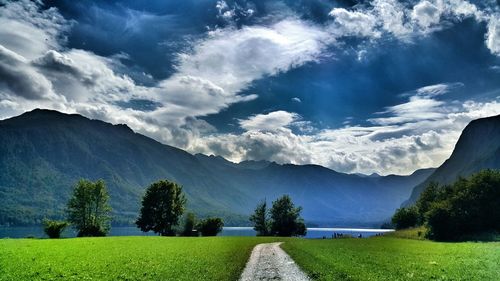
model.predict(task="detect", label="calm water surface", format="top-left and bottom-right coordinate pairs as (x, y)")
top-left (0, 226), bottom-right (393, 239)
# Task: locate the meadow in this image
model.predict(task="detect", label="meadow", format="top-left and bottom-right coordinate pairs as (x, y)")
top-left (1, 235), bottom-right (499, 281)
top-left (282, 237), bottom-right (500, 281)
top-left (0, 236), bottom-right (279, 281)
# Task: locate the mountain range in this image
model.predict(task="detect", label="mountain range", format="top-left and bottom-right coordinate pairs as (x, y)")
top-left (2, 109), bottom-right (497, 227)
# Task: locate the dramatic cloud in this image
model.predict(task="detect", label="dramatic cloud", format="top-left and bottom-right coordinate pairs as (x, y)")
top-left (174, 19), bottom-right (331, 92)
top-left (156, 18), bottom-right (332, 123)
top-left (0, 1), bottom-right (332, 147)
top-left (0, 45), bottom-right (55, 100)
top-left (0, 0), bottom-right (499, 176)
top-left (193, 84), bottom-right (500, 175)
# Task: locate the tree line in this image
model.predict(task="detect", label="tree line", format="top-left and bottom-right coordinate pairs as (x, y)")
top-left (43, 179), bottom-right (307, 238)
top-left (43, 179), bottom-right (224, 238)
top-left (391, 169), bottom-right (500, 241)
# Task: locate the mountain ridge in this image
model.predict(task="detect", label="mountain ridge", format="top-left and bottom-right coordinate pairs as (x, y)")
top-left (404, 114), bottom-right (500, 205)
top-left (0, 109), bottom-right (434, 226)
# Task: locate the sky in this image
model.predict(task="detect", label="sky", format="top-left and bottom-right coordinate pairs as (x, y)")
top-left (0, 0), bottom-right (499, 175)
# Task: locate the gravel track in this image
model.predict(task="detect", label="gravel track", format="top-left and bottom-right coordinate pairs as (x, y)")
top-left (239, 242), bottom-right (310, 281)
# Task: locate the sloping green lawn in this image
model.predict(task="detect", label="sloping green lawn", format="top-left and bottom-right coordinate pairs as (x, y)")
top-left (282, 237), bottom-right (500, 281)
top-left (0, 236), bottom-right (279, 281)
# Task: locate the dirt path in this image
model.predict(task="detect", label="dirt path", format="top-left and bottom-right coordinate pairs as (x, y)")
top-left (239, 242), bottom-right (310, 281)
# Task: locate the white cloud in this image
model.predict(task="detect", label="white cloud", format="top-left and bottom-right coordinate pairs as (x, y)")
top-left (0, 0), bottom-right (67, 59)
top-left (372, 0), bottom-right (412, 36)
top-left (412, 1), bottom-right (441, 29)
top-left (1, 0), bottom-right (499, 177)
top-left (176, 19), bottom-right (331, 94)
top-left (414, 82), bottom-right (463, 97)
top-left (239, 111), bottom-right (299, 132)
top-left (34, 49), bottom-right (141, 102)
top-left (192, 84), bottom-right (500, 175)
top-left (0, 44), bottom-right (57, 100)
top-left (327, 0), bottom-right (496, 54)
top-left (328, 8), bottom-right (379, 37)
top-left (152, 18), bottom-right (331, 129)
top-left (440, 0), bottom-right (482, 19)
top-left (0, 1), bottom-right (333, 150)
top-left (486, 15), bottom-right (500, 55)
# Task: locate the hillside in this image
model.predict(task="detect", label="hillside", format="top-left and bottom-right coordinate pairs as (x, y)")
top-left (0, 109), bottom-right (433, 226)
top-left (405, 114), bottom-right (500, 204)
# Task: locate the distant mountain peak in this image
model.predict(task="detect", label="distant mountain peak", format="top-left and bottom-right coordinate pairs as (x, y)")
top-left (4, 108), bottom-right (133, 133)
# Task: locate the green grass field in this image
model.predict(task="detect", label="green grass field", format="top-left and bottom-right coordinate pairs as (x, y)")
top-left (282, 237), bottom-right (500, 281)
top-left (1, 236), bottom-right (499, 281)
top-left (0, 236), bottom-right (279, 281)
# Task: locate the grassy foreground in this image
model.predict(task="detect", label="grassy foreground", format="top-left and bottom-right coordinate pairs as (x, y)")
top-left (0, 236), bottom-right (279, 281)
top-left (282, 237), bottom-right (500, 281)
top-left (1, 236), bottom-right (499, 281)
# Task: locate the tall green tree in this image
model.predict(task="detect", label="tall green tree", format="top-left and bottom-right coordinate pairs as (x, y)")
top-left (249, 200), bottom-right (269, 236)
top-left (136, 180), bottom-right (187, 236)
top-left (67, 179), bottom-right (111, 237)
top-left (391, 206), bottom-right (419, 230)
top-left (269, 195), bottom-right (306, 237)
top-left (416, 181), bottom-right (439, 223)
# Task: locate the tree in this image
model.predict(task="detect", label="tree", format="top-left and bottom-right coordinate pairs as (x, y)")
top-left (43, 219), bottom-right (69, 238)
top-left (180, 212), bottom-right (197, 236)
top-left (425, 169), bottom-right (500, 240)
top-left (269, 195), bottom-right (306, 237)
top-left (197, 217), bottom-right (224, 236)
top-left (67, 179), bottom-right (111, 237)
top-left (416, 181), bottom-right (439, 224)
top-left (391, 206), bottom-right (418, 230)
top-left (425, 200), bottom-right (457, 240)
top-left (249, 200), bottom-right (269, 236)
top-left (136, 180), bottom-right (187, 236)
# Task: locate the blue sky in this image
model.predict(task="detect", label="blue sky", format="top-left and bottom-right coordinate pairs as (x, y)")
top-left (0, 0), bottom-right (499, 175)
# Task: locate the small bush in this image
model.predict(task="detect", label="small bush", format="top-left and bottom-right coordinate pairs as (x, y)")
top-left (197, 217), bottom-right (224, 236)
top-left (391, 206), bottom-right (419, 230)
top-left (77, 225), bottom-right (107, 237)
top-left (43, 219), bottom-right (69, 239)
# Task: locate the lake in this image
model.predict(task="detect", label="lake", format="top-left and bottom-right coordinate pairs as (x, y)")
top-left (0, 226), bottom-right (393, 239)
